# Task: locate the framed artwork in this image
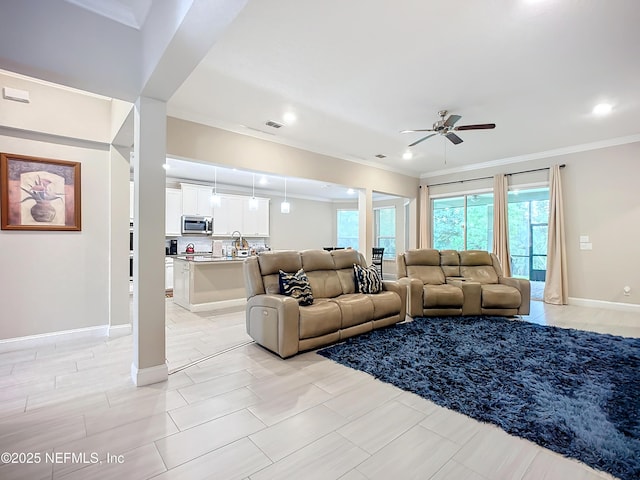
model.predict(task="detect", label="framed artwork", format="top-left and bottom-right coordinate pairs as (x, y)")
top-left (1, 153), bottom-right (81, 231)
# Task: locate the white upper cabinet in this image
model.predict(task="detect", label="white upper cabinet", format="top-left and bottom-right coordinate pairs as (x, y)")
top-left (165, 188), bottom-right (182, 236)
top-left (212, 194), bottom-right (269, 237)
top-left (242, 197), bottom-right (270, 237)
top-left (212, 194), bottom-right (243, 235)
top-left (181, 183), bottom-right (213, 216)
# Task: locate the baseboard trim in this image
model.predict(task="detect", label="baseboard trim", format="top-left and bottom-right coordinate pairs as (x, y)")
top-left (0, 325), bottom-right (108, 353)
top-left (568, 297), bottom-right (640, 313)
top-left (131, 362), bottom-right (168, 386)
top-left (184, 298), bottom-right (246, 313)
top-left (108, 324), bottom-right (132, 337)
top-left (0, 323), bottom-right (132, 353)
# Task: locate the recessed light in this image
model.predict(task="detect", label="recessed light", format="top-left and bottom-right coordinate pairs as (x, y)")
top-left (402, 150), bottom-right (413, 160)
top-left (592, 103), bottom-right (612, 115)
top-left (283, 112), bottom-right (296, 124)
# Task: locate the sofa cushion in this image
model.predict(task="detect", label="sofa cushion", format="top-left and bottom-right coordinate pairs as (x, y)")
top-left (331, 294), bottom-right (374, 328)
top-left (481, 284), bottom-right (521, 309)
top-left (353, 264), bottom-right (383, 294)
top-left (279, 269), bottom-right (314, 306)
top-left (405, 249), bottom-right (440, 266)
top-left (299, 298), bottom-right (342, 339)
top-left (423, 284), bottom-right (464, 308)
top-left (306, 270), bottom-right (344, 298)
top-left (439, 250), bottom-right (461, 278)
top-left (332, 249), bottom-right (363, 294)
top-left (460, 265), bottom-right (499, 284)
top-left (366, 290), bottom-right (401, 320)
top-left (406, 265), bottom-right (445, 285)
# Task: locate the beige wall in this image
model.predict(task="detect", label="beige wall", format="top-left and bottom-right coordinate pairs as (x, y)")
top-left (0, 72), bottom-right (129, 341)
top-left (268, 196), bottom-right (334, 251)
top-left (166, 117), bottom-right (420, 200)
top-left (423, 141), bottom-right (640, 306)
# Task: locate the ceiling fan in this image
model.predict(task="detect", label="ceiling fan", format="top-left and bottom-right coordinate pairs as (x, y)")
top-left (401, 110), bottom-right (496, 147)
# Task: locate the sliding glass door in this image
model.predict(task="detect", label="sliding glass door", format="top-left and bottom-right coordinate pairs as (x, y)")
top-left (432, 193), bottom-right (493, 251)
top-left (507, 188), bottom-right (549, 280)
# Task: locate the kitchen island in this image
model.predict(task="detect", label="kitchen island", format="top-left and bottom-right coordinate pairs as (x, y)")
top-left (172, 255), bottom-right (247, 312)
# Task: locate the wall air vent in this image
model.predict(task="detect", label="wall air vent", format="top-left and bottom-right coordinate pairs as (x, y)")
top-left (265, 120), bottom-right (283, 129)
top-left (375, 154), bottom-right (387, 159)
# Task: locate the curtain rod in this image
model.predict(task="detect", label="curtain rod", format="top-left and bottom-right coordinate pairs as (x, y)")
top-left (422, 164), bottom-right (566, 188)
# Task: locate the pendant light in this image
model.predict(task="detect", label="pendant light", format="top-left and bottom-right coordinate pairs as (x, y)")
top-left (280, 177), bottom-right (290, 214)
top-left (249, 173), bottom-right (259, 211)
top-left (211, 167), bottom-right (221, 206)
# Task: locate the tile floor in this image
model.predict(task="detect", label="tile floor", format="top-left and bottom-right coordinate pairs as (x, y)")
top-left (1, 300), bottom-right (638, 480)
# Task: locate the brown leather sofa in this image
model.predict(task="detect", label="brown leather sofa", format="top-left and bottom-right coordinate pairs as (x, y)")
top-left (243, 249), bottom-right (406, 358)
top-left (397, 249), bottom-right (530, 318)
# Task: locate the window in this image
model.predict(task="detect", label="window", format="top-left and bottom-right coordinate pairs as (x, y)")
top-left (336, 209), bottom-right (359, 249)
top-left (374, 207), bottom-right (396, 259)
top-left (432, 193), bottom-right (493, 251)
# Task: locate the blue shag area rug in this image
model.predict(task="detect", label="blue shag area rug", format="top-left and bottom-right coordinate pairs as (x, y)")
top-left (317, 316), bottom-right (640, 480)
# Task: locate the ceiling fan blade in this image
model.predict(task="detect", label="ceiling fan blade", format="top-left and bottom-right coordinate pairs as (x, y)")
top-left (454, 123), bottom-right (496, 131)
top-left (443, 114), bottom-right (462, 127)
top-left (409, 133), bottom-right (436, 147)
top-left (400, 129), bottom-right (434, 134)
top-left (445, 132), bottom-right (463, 145)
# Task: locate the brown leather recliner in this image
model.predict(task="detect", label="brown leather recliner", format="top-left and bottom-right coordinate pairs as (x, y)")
top-left (243, 249), bottom-right (406, 358)
top-left (397, 249), bottom-right (530, 318)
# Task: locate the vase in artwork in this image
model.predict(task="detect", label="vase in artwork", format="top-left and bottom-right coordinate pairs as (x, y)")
top-left (30, 200), bottom-right (57, 222)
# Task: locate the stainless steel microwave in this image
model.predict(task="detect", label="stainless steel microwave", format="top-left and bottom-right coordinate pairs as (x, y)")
top-left (181, 215), bottom-right (212, 235)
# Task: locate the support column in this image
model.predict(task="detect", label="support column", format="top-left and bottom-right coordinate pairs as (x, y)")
top-left (131, 96), bottom-right (167, 386)
top-left (358, 188), bottom-right (373, 263)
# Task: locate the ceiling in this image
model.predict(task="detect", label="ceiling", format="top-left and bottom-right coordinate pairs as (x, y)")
top-left (2, 1), bottom-right (639, 187)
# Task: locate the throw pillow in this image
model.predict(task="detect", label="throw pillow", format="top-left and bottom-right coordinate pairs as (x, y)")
top-left (279, 269), bottom-right (314, 306)
top-left (353, 263), bottom-right (383, 294)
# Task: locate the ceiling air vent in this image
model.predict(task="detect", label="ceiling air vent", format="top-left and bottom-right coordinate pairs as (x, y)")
top-left (265, 120), bottom-right (283, 129)
top-left (375, 154), bottom-right (387, 159)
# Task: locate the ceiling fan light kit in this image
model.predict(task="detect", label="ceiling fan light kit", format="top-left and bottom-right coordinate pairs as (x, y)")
top-left (402, 110), bottom-right (496, 147)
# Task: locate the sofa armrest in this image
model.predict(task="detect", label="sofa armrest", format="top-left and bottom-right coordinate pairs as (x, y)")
top-left (383, 280), bottom-right (407, 321)
top-left (397, 277), bottom-right (423, 318)
top-left (446, 279), bottom-right (481, 316)
top-left (246, 294), bottom-right (300, 358)
top-left (500, 277), bottom-right (531, 315)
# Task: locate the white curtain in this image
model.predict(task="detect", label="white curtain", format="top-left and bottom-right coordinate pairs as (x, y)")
top-left (492, 174), bottom-right (512, 276)
top-left (419, 185), bottom-right (430, 248)
top-left (544, 165), bottom-right (568, 305)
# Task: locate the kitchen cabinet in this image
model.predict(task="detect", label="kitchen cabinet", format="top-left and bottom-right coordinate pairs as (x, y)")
top-left (212, 194), bottom-right (243, 235)
top-left (242, 197), bottom-right (270, 236)
top-left (212, 194), bottom-right (269, 237)
top-left (173, 259), bottom-right (190, 306)
top-left (165, 188), bottom-right (182, 236)
top-left (129, 181), bottom-right (134, 220)
top-left (180, 183), bottom-right (212, 216)
top-left (165, 258), bottom-right (174, 290)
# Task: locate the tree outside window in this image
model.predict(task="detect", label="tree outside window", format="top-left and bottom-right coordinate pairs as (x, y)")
top-left (337, 209), bottom-right (359, 249)
top-left (375, 207), bottom-right (396, 259)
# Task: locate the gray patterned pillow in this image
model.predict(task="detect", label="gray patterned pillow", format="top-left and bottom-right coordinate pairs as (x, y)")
top-left (353, 263), bottom-right (383, 294)
top-left (279, 269), bottom-right (314, 306)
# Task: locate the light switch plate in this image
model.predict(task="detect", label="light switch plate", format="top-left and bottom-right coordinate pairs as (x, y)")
top-left (579, 235), bottom-right (589, 243)
top-left (580, 242), bottom-right (593, 250)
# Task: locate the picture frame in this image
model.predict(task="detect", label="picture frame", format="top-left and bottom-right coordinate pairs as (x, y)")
top-left (1, 153), bottom-right (81, 231)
